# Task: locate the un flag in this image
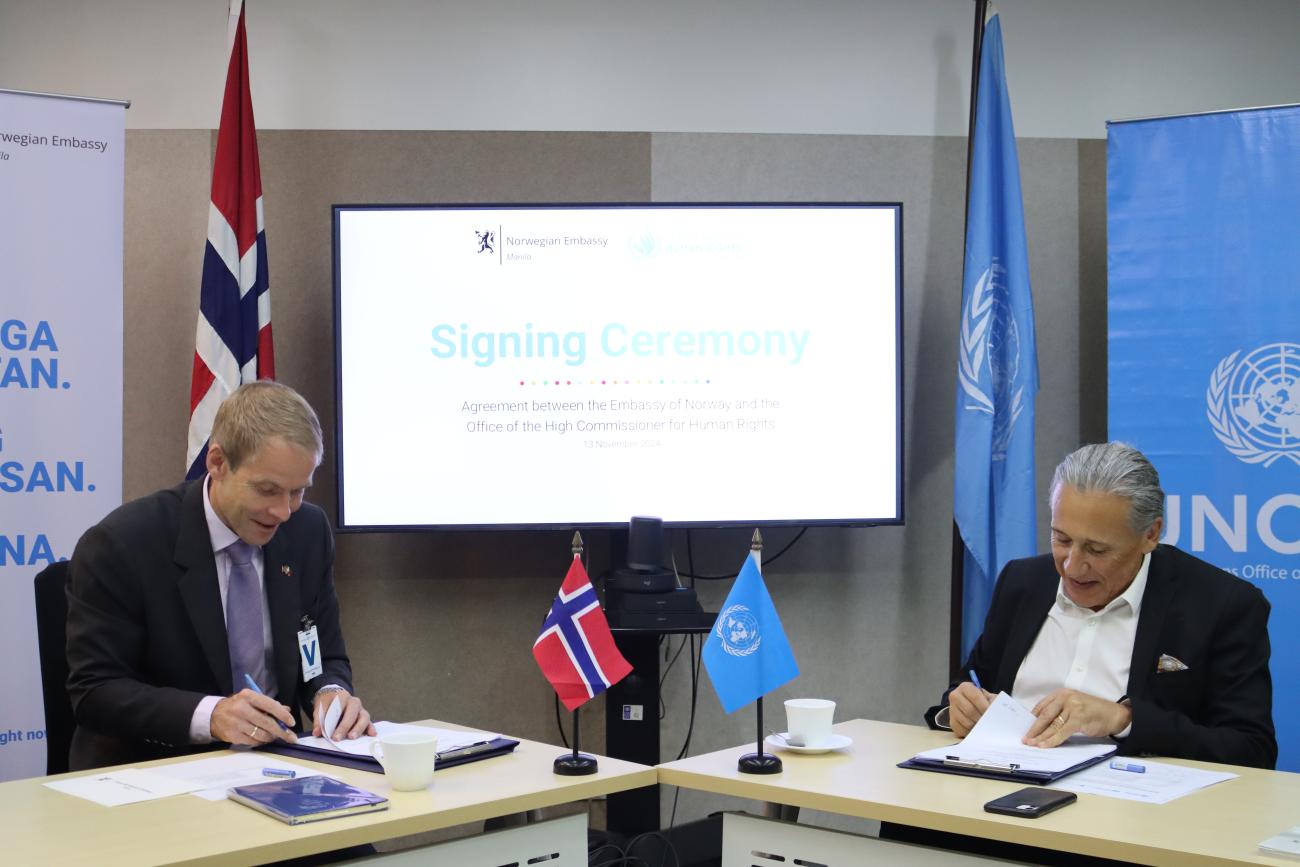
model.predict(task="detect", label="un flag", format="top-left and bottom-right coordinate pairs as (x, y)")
top-left (702, 552), bottom-right (800, 714)
top-left (954, 8), bottom-right (1039, 659)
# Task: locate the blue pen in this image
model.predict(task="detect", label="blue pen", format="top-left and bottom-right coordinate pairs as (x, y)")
top-left (262, 767), bottom-right (296, 778)
top-left (969, 670), bottom-right (983, 690)
top-left (1110, 760), bottom-right (1146, 774)
top-left (243, 673), bottom-right (292, 732)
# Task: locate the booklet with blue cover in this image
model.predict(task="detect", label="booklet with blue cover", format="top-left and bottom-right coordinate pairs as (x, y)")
top-left (228, 775), bottom-right (388, 825)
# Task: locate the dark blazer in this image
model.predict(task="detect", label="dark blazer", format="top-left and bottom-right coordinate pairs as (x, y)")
top-left (66, 480), bottom-right (355, 771)
top-left (928, 544), bottom-right (1276, 769)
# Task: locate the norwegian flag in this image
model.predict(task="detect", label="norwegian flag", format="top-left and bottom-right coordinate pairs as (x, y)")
top-left (533, 557), bottom-right (632, 711)
top-left (186, 0), bottom-right (274, 479)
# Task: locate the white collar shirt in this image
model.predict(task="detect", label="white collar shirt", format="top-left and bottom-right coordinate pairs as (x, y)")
top-left (1011, 551), bottom-right (1152, 716)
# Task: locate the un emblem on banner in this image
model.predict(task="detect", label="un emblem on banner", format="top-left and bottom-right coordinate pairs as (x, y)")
top-left (715, 604), bottom-right (761, 657)
top-left (958, 261), bottom-right (1027, 461)
top-left (1206, 343), bottom-right (1300, 467)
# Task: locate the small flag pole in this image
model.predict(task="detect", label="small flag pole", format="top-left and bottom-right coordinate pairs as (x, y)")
top-left (737, 529), bottom-right (783, 775)
top-left (553, 531), bottom-right (599, 776)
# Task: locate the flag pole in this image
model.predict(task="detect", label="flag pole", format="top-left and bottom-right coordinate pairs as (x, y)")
top-left (950, 0), bottom-right (990, 679)
top-left (737, 529), bottom-right (782, 775)
top-left (553, 531), bottom-right (599, 776)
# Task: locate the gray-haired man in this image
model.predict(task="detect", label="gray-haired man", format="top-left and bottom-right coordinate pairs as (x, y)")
top-left (929, 441), bottom-right (1276, 769)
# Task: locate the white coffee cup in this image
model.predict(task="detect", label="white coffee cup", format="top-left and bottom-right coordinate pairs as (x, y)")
top-left (370, 731), bottom-right (438, 791)
top-left (784, 698), bottom-right (836, 748)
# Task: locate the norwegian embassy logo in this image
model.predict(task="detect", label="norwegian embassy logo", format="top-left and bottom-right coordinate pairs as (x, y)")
top-left (1207, 342), bottom-right (1300, 467)
top-left (714, 603), bottom-right (761, 657)
top-left (958, 260), bottom-right (1027, 461)
top-left (475, 229), bottom-right (495, 254)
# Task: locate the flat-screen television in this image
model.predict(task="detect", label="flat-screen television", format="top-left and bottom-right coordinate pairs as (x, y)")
top-left (333, 203), bottom-right (902, 530)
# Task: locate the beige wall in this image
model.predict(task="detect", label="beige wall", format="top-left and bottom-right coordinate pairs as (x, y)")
top-left (121, 128), bottom-right (1105, 824)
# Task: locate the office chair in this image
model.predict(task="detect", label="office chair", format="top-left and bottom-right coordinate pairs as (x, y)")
top-left (33, 560), bottom-right (75, 775)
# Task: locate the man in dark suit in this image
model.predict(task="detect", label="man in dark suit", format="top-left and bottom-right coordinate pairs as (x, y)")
top-left (930, 441), bottom-right (1276, 769)
top-left (66, 381), bottom-right (375, 771)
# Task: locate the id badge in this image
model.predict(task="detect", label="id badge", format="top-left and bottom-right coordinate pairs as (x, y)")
top-left (298, 624), bottom-right (323, 681)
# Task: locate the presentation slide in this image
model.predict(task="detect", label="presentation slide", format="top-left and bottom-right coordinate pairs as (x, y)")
top-left (335, 204), bottom-right (901, 528)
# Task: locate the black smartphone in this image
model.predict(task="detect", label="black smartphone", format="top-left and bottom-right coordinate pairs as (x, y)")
top-left (983, 787), bottom-right (1077, 818)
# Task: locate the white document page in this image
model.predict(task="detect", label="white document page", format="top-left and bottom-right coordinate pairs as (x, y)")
top-left (149, 752), bottom-right (322, 801)
top-left (44, 768), bottom-right (204, 806)
top-left (913, 692), bottom-right (1116, 774)
top-left (1259, 826), bottom-right (1300, 857)
top-left (321, 692), bottom-right (343, 742)
top-left (1048, 757), bottom-right (1237, 804)
top-left (295, 721), bottom-right (499, 757)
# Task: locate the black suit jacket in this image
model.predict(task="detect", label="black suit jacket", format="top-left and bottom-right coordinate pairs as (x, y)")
top-left (929, 545), bottom-right (1276, 769)
top-left (66, 480), bottom-right (355, 770)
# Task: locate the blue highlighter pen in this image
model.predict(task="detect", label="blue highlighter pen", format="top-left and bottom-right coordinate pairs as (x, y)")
top-left (1110, 760), bottom-right (1146, 773)
top-left (243, 673), bottom-right (292, 732)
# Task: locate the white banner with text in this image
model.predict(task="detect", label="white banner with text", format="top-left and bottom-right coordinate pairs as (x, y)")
top-left (0, 90), bottom-right (124, 780)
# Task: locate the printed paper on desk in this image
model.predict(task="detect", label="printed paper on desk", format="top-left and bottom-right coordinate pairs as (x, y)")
top-left (44, 769), bottom-right (204, 806)
top-left (912, 692), bottom-right (1116, 774)
top-left (1048, 758), bottom-right (1236, 804)
top-left (150, 752), bottom-right (321, 801)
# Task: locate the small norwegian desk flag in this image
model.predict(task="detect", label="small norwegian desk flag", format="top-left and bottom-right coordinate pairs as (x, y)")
top-left (533, 556), bottom-right (631, 711)
top-left (187, 0), bottom-right (275, 479)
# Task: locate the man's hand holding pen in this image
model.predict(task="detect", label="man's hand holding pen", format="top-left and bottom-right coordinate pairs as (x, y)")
top-left (212, 688), bottom-right (298, 746)
top-left (948, 682), bottom-right (993, 737)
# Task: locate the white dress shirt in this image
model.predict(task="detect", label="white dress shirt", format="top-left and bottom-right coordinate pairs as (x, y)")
top-left (1011, 552), bottom-right (1152, 737)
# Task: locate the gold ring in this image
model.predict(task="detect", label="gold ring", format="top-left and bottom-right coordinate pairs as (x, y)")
top-left (1055, 714), bottom-right (1067, 727)
top-left (250, 726), bottom-right (260, 739)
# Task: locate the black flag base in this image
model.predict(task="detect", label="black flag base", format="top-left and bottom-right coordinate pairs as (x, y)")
top-left (738, 695), bottom-right (783, 774)
top-left (738, 751), bottom-right (783, 775)
top-left (553, 704), bottom-right (598, 775)
top-left (553, 753), bottom-right (599, 775)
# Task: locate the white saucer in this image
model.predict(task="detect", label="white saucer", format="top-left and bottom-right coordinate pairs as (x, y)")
top-left (765, 732), bottom-right (853, 754)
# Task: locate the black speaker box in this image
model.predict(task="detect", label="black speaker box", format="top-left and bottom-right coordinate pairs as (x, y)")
top-left (627, 515), bottom-right (665, 571)
top-left (607, 566), bottom-right (676, 594)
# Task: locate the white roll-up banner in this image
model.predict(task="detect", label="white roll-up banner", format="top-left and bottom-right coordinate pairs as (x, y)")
top-left (0, 90), bottom-right (124, 780)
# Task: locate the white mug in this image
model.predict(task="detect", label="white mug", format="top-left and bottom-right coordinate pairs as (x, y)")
top-left (784, 698), bottom-right (836, 748)
top-left (370, 731), bottom-right (438, 791)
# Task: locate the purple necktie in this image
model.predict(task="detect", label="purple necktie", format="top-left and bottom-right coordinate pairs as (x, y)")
top-left (225, 539), bottom-right (269, 692)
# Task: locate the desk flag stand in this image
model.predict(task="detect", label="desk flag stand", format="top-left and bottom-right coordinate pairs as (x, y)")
top-left (737, 530), bottom-right (783, 775)
top-left (553, 532), bottom-right (599, 776)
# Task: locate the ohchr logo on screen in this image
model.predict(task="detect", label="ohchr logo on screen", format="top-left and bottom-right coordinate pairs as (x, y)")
top-left (1207, 342), bottom-right (1300, 467)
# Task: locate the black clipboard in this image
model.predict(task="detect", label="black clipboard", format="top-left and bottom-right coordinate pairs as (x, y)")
top-left (897, 748), bottom-right (1111, 785)
top-left (261, 736), bottom-right (520, 774)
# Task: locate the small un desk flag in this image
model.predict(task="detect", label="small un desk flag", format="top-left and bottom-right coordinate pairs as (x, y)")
top-left (702, 530), bottom-right (799, 773)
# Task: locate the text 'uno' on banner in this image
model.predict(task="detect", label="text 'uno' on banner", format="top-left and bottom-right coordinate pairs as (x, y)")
top-left (1108, 104), bottom-right (1300, 771)
top-left (0, 90), bottom-right (125, 781)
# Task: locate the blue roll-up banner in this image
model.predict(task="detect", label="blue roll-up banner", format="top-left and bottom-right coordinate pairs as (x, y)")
top-left (1109, 105), bottom-right (1300, 771)
top-left (0, 90), bottom-right (125, 780)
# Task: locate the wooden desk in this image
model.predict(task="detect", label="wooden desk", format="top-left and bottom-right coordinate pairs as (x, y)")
top-left (657, 718), bottom-right (1300, 866)
top-left (4, 722), bottom-right (655, 866)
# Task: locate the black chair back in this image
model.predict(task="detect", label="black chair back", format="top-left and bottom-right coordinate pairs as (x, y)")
top-left (33, 560), bottom-right (75, 775)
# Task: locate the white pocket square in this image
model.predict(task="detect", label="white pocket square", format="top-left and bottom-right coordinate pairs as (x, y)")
top-left (1157, 653), bottom-right (1189, 673)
